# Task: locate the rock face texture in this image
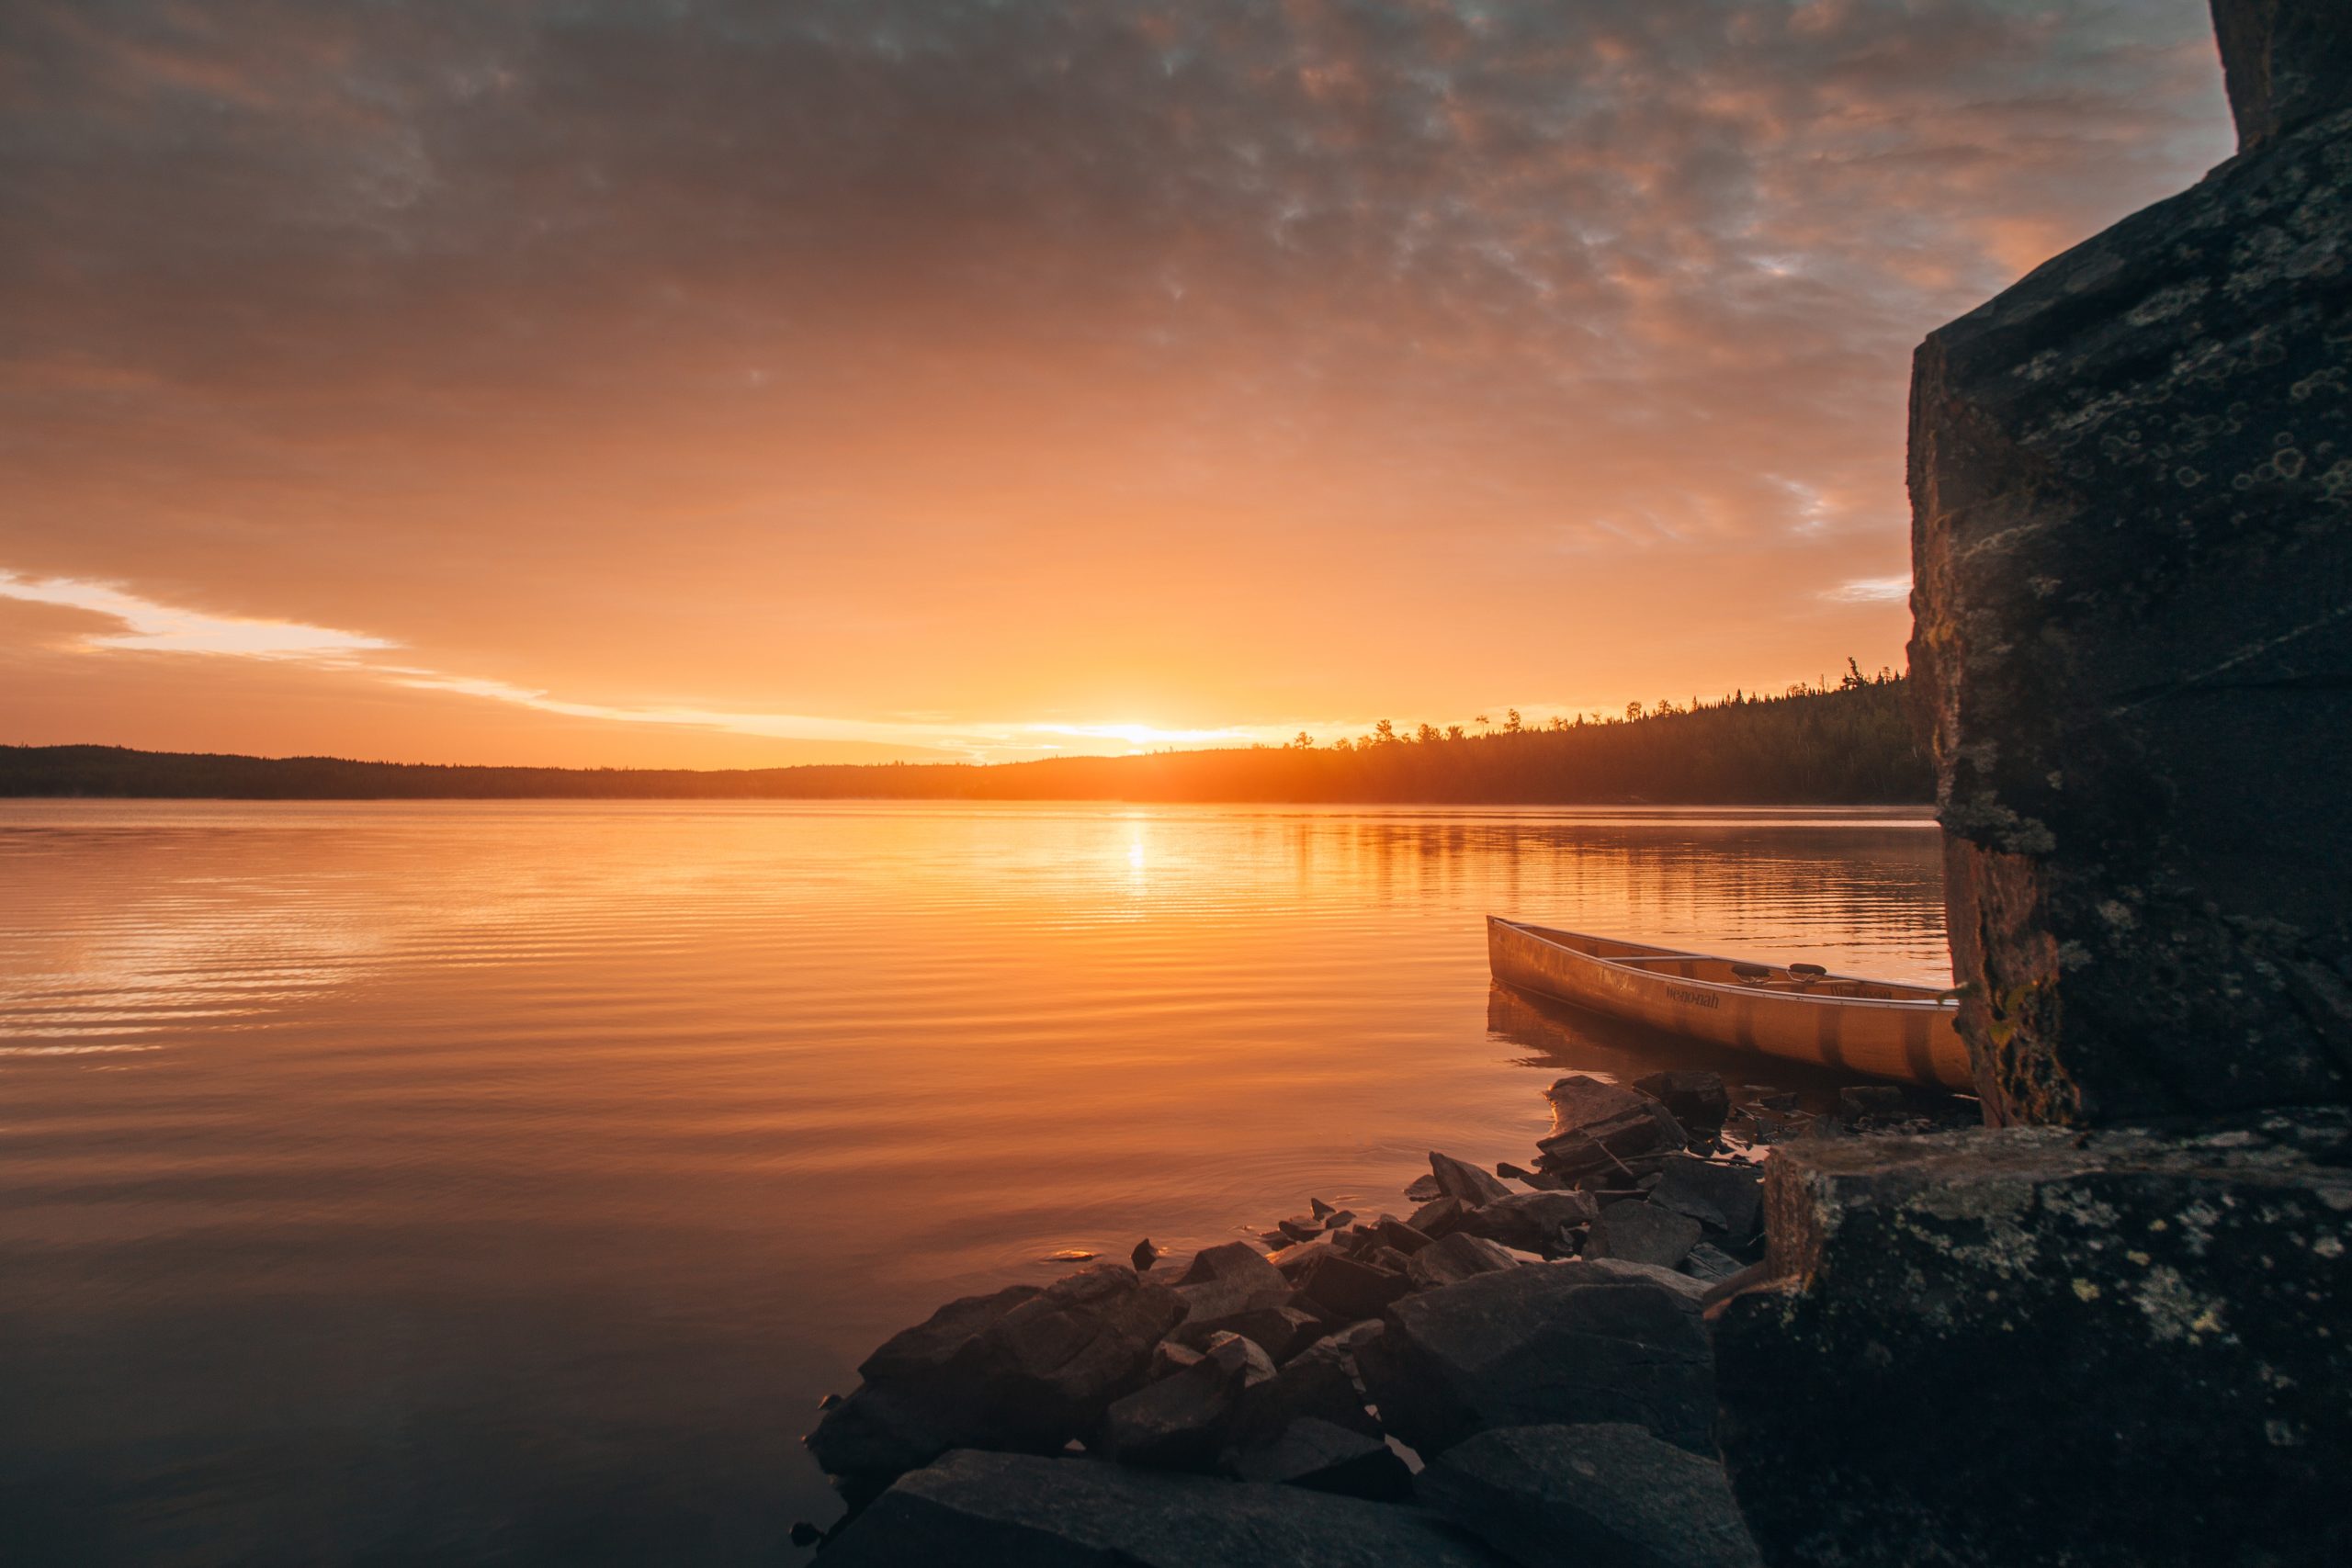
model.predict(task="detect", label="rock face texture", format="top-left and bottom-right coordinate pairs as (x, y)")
top-left (1714, 1117), bottom-right (2352, 1567)
top-left (820, 1450), bottom-right (1506, 1567)
top-left (1421, 1423), bottom-right (1762, 1568)
top-left (1360, 1260), bottom-right (1714, 1459)
top-left (1906, 0), bottom-right (2352, 1124)
top-left (808, 1265), bottom-right (1182, 1484)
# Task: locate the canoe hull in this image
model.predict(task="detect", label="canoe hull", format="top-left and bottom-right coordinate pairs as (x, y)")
top-left (1487, 917), bottom-right (1973, 1091)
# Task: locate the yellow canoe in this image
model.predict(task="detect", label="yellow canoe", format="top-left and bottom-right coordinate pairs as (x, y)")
top-left (1487, 917), bottom-right (1972, 1090)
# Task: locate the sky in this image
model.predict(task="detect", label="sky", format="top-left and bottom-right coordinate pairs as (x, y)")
top-left (2, 0), bottom-right (2236, 767)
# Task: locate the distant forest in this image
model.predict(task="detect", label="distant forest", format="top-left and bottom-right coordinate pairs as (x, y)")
top-left (0, 667), bottom-right (1929, 805)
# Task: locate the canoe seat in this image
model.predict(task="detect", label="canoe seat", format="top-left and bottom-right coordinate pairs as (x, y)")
top-left (1730, 962), bottom-right (1774, 985)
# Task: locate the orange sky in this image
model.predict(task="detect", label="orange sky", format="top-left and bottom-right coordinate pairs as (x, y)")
top-left (1, 1), bottom-right (2235, 766)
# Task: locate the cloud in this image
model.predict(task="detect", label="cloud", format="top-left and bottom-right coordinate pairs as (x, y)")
top-left (0, 1), bottom-right (2236, 761)
top-left (1822, 574), bottom-right (1914, 604)
top-left (0, 571), bottom-right (393, 657)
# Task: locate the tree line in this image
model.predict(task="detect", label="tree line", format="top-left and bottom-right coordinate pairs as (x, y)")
top-left (0, 666), bottom-right (1928, 805)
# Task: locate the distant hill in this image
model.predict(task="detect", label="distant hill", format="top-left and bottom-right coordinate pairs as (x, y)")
top-left (0, 677), bottom-right (1930, 805)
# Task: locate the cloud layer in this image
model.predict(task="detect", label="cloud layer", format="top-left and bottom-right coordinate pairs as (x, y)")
top-left (0, 0), bottom-right (2233, 762)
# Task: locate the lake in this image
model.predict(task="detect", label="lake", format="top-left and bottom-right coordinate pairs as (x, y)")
top-left (0, 800), bottom-right (1949, 1565)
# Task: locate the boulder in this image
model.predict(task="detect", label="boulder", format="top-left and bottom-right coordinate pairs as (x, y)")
top-left (821, 1450), bottom-right (1508, 1567)
top-left (1716, 1118), bottom-right (2352, 1567)
top-left (1907, 0), bottom-right (2352, 1124)
top-left (1237, 1332), bottom-right (1383, 1441)
top-left (1176, 1241), bottom-right (1282, 1289)
top-left (1278, 1213), bottom-right (1326, 1244)
top-left (1408, 1195), bottom-right (1468, 1240)
top-left (1648, 1156), bottom-right (1764, 1244)
top-left (808, 1264), bottom-right (1183, 1483)
top-left (1430, 1150), bottom-right (1513, 1205)
top-left (1421, 1423), bottom-right (1761, 1568)
top-left (1404, 1173), bottom-right (1445, 1202)
top-left (1634, 1071), bottom-right (1732, 1138)
top-left (1324, 1208), bottom-right (1356, 1231)
top-left (1171, 1244), bottom-right (1292, 1346)
top-left (1216, 1303), bottom-right (1326, 1364)
top-left (1537, 1079), bottom-right (1689, 1181)
top-left (1297, 1250), bottom-right (1412, 1321)
top-left (1457, 1190), bottom-right (1600, 1255)
top-left (1362, 1260), bottom-right (1715, 1458)
top-left (1544, 1074), bottom-right (1656, 1130)
top-left (804, 1382), bottom-right (1006, 1483)
top-left (855, 1284), bottom-right (1041, 1384)
top-left (1367, 1216), bottom-right (1435, 1255)
top-left (1148, 1339), bottom-right (1204, 1381)
top-left (1406, 1231), bottom-right (1521, 1291)
top-left (1585, 1202), bottom-right (1702, 1269)
top-left (1227, 1417), bottom-right (1413, 1501)
top-left (1099, 1334), bottom-right (1270, 1471)
top-left (1266, 1235), bottom-right (1336, 1276)
top-left (1678, 1243), bottom-right (1746, 1284)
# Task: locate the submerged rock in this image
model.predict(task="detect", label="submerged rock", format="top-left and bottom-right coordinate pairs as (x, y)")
top-left (820, 1450), bottom-right (1508, 1567)
top-left (1362, 1260), bottom-right (1715, 1459)
top-left (1421, 1423), bottom-right (1761, 1568)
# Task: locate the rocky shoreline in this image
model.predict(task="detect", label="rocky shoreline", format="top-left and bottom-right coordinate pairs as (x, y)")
top-left (793, 1069), bottom-right (1966, 1565)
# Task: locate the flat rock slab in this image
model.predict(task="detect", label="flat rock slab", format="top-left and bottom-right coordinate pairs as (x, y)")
top-left (1362, 1259), bottom-right (1714, 1459)
top-left (1717, 1119), bottom-right (2352, 1567)
top-left (1421, 1423), bottom-right (1761, 1568)
top-left (1586, 1201), bottom-right (1702, 1269)
top-left (823, 1450), bottom-right (1507, 1567)
top-left (1648, 1156), bottom-right (1764, 1244)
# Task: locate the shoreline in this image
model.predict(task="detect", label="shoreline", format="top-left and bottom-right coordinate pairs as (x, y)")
top-left (796, 1065), bottom-right (1973, 1560)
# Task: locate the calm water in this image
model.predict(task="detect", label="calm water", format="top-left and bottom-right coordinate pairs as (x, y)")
top-left (0, 801), bottom-right (1949, 1565)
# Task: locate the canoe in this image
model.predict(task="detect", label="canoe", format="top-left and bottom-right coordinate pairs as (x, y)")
top-left (1487, 917), bottom-right (1972, 1090)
